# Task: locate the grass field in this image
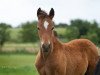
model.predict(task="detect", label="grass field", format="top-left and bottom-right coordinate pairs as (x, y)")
top-left (0, 54), bottom-right (38, 75)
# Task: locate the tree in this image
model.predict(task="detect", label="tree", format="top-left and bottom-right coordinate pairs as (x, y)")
top-left (55, 23), bottom-right (68, 28)
top-left (70, 19), bottom-right (91, 38)
top-left (81, 21), bottom-right (100, 45)
top-left (82, 30), bottom-right (99, 45)
top-left (65, 26), bottom-right (79, 41)
top-left (69, 19), bottom-right (100, 45)
top-left (20, 21), bottom-right (39, 42)
top-left (0, 23), bottom-right (11, 50)
top-left (97, 28), bottom-right (100, 45)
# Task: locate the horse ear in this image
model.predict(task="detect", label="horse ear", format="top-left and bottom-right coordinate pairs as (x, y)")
top-left (49, 8), bottom-right (54, 19)
top-left (37, 8), bottom-right (41, 18)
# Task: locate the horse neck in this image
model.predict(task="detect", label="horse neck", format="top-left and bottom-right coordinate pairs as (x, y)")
top-left (52, 36), bottom-right (62, 49)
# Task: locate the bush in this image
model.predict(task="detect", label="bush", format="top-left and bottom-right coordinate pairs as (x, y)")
top-left (20, 21), bottom-right (39, 43)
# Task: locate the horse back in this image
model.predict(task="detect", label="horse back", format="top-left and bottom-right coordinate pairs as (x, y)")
top-left (65, 39), bottom-right (98, 54)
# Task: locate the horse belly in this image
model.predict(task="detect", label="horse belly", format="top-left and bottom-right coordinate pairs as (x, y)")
top-left (66, 61), bottom-right (88, 75)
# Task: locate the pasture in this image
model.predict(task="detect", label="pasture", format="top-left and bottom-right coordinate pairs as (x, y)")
top-left (0, 54), bottom-right (38, 75)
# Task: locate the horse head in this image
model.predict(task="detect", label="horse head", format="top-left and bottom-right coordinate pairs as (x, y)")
top-left (37, 8), bottom-right (55, 53)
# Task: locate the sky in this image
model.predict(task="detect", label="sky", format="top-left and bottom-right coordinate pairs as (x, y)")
top-left (0, 0), bottom-right (100, 27)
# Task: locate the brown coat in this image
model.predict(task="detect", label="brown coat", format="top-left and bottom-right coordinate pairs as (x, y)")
top-left (35, 39), bottom-right (99, 75)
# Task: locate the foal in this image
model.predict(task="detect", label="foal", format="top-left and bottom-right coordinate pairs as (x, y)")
top-left (35, 8), bottom-right (99, 75)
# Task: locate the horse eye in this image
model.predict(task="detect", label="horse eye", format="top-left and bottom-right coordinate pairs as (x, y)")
top-left (37, 27), bottom-right (40, 30)
top-left (51, 27), bottom-right (54, 30)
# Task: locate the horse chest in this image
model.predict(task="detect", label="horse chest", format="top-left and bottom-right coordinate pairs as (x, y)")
top-left (36, 53), bottom-right (66, 75)
top-left (36, 61), bottom-right (55, 75)
top-left (40, 62), bottom-right (65, 75)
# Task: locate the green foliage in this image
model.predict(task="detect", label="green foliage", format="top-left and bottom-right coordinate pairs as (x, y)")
top-left (82, 25), bottom-right (100, 45)
top-left (97, 28), bottom-right (100, 45)
top-left (20, 21), bottom-right (39, 43)
top-left (82, 32), bottom-right (99, 45)
top-left (70, 19), bottom-right (91, 37)
top-left (55, 28), bottom-right (66, 38)
top-left (65, 26), bottom-right (79, 41)
top-left (67, 19), bottom-right (100, 45)
top-left (55, 23), bottom-right (68, 28)
top-left (0, 23), bottom-right (11, 50)
top-left (9, 28), bottom-right (22, 43)
top-left (55, 19), bottom-right (100, 45)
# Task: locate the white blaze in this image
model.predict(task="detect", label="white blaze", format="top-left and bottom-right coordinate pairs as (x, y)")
top-left (41, 41), bottom-right (44, 46)
top-left (44, 21), bottom-right (49, 29)
top-left (41, 40), bottom-right (50, 46)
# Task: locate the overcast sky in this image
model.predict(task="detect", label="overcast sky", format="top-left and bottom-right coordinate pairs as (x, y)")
top-left (0, 0), bottom-right (100, 27)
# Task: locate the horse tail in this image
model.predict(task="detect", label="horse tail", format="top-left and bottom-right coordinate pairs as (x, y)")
top-left (85, 56), bottom-right (100, 75)
top-left (94, 56), bottom-right (100, 75)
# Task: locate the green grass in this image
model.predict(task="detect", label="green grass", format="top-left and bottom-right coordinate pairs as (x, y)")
top-left (0, 54), bottom-right (38, 75)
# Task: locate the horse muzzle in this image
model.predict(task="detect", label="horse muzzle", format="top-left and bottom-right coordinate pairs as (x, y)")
top-left (42, 43), bottom-right (51, 52)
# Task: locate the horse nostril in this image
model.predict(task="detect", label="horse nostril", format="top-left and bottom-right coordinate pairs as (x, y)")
top-left (42, 44), bottom-right (51, 52)
top-left (42, 44), bottom-right (50, 49)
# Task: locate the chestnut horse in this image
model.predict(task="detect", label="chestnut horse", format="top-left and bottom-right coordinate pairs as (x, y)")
top-left (35, 8), bottom-right (99, 75)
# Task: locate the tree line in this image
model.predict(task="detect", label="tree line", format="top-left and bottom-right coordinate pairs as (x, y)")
top-left (0, 19), bottom-right (100, 50)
